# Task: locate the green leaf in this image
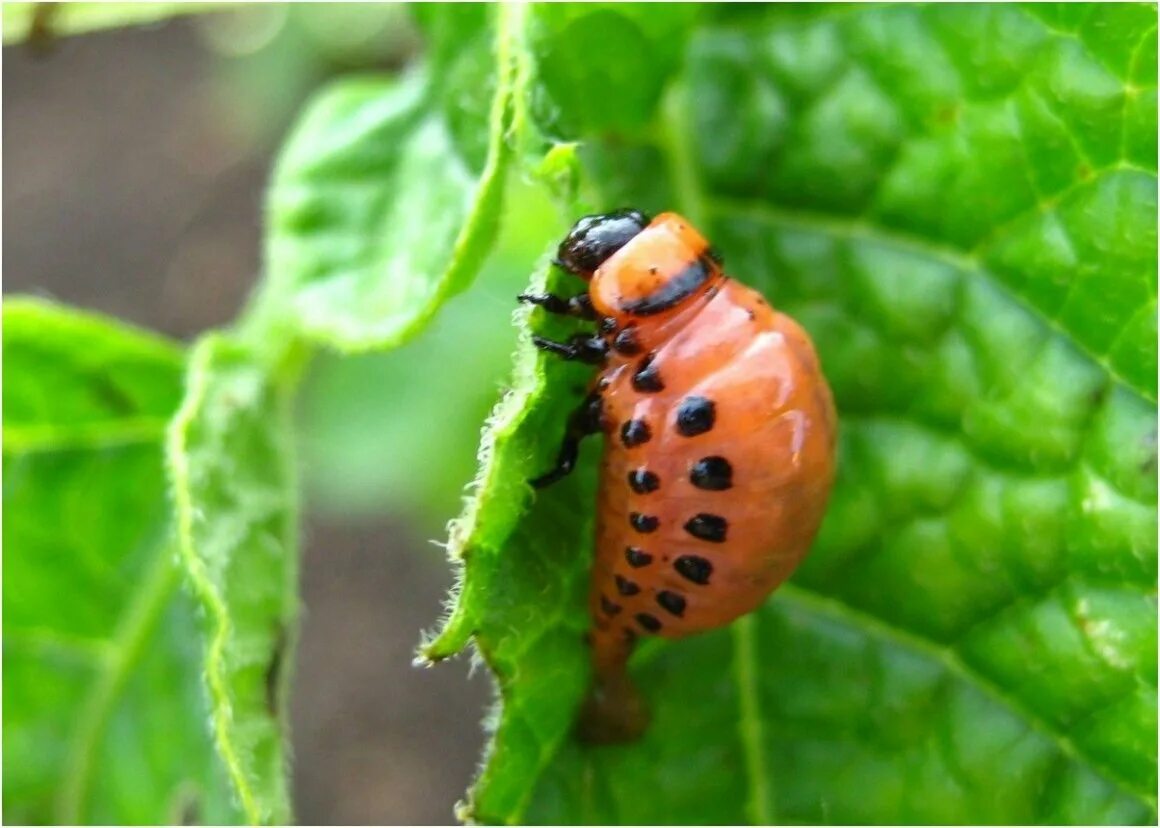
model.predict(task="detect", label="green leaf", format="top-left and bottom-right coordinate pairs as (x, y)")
top-left (525, 3), bottom-right (702, 137)
top-left (429, 4), bottom-right (1158, 824)
top-left (299, 177), bottom-right (560, 528)
top-left (166, 335), bottom-right (301, 825)
top-left (2, 298), bottom-right (239, 824)
top-left (152, 5), bottom-right (533, 822)
top-left (260, 3), bottom-right (526, 353)
top-left (0, 2), bottom-right (226, 45)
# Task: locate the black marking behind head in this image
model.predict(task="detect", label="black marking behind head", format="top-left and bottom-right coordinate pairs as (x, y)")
top-left (622, 255), bottom-right (714, 316)
top-left (690, 456), bottom-right (733, 490)
top-left (656, 590), bottom-right (686, 617)
top-left (620, 418), bottom-right (651, 447)
top-left (632, 353), bottom-right (665, 393)
top-left (675, 396), bottom-right (716, 437)
top-left (600, 594), bottom-right (622, 615)
top-left (674, 555), bottom-right (713, 584)
top-left (625, 546), bottom-right (653, 567)
top-left (684, 513), bottom-right (728, 543)
top-left (629, 512), bottom-right (659, 533)
top-left (628, 468), bottom-right (660, 494)
top-left (557, 208), bottom-right (650, 278)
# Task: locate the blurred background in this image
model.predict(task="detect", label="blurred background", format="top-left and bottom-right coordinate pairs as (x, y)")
top-left (4, 7), bottom-right (561, 823)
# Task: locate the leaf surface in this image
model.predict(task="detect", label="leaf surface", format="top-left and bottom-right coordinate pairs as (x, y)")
top-left (2, 299), bottom-right (239, 825)
top-left (428, 5), bottom-right (1158, 824)
top-left (157, 5), bottom-right (531, 822)
top-left (166, 335), bottom-right (300, 825)
top-left (261, 4), bottom-right (524, 353)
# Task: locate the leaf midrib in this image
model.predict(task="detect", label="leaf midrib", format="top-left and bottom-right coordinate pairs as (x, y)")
top-left (56, 540), bottom-right (178, 823)
top-left (3, 419), bottom-right (172, 454)
top-left (732, 614), bottom-right (774, 825)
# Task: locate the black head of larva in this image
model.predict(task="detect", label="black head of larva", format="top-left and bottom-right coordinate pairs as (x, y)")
top-left (556, 209), bottom-right (651, 278)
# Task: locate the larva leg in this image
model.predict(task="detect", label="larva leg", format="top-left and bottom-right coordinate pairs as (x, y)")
top-left (517, 291), bottom-right (596, 320)
top-left (531, 333), bottom-right (608, 364)
top-left (530, 389), bottom-right (604, 489)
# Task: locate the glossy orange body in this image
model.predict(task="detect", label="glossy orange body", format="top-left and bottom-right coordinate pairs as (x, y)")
top-left (575, 213), bottom-right (837, 738)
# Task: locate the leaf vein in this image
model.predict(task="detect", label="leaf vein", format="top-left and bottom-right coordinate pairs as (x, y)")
top-left (780, 583), bottom-right (1155, 805)
top-left (732, 615), bottom-right (775, 825)
top-left (56, 547), bottom-right (177, 822)
top-left (3, 418), bottom-right (171, 454)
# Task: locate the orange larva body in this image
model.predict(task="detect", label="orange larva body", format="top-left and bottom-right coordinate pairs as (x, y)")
top-left (525, 210), bottom-right (837, 741)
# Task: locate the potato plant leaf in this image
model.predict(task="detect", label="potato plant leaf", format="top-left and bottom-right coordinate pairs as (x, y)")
top-left (260, 3), bottom-right (525, 353)
top-left (2, 299), bottom-right (239, 825)
top-left (157, 4), bottom-right (530, 822)
top-left (166, 334), bottom-right (303, 825)
top-left (428, 4), bottom-right (1158, 824)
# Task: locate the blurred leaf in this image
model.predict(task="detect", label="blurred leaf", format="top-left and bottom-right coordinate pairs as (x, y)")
top-left (525, 3), bottom-right (702, 138)
top-left (159, 5), bottom-right (533, 823)
top-left (260, 4), bottom-right (526, 353)
top-left (1, 2), bottom-right (226, 45)
top-left (427, 4), bottom-right (1158, 824)
top-left (166, 335), bottom-right (300, 825)
top-left (2, 298), bottom-right (239, 825)
top-left (299, 177), bottom-right (560, 529)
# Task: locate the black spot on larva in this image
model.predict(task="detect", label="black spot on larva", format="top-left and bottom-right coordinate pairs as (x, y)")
top-left (599, 316), bottom-right (617, 334)
top-left (620, 418), bottom-right (651, 447)
top-left (690, 456), bottom-right (733, 490)
top-left (629, 512), bottom-right (659, 533)
top-left (674, 555), bottom-right (713, 585)
top-left (613, 326), bottom-right (642, 355)
top-left (625, 546), bottom-right (653, 567)
top-left (675, 395), bottom-right (715, 437)
top-left (622, 627), bottom-right (638, 643)
top-left (615, 574), bottom-right (641, 596)
top-left (636, 613), bottom-right (662, 632)
top-left (684, 513), bottom-right (728, 543)
top-left (627, 467), bottom-right (660, 494)
top-left (656, 590), bottom-right (686, 617)
top-left (632, 353), bottom-right (665, 393)
top-left (600, 594), bottom-right (622, 616)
